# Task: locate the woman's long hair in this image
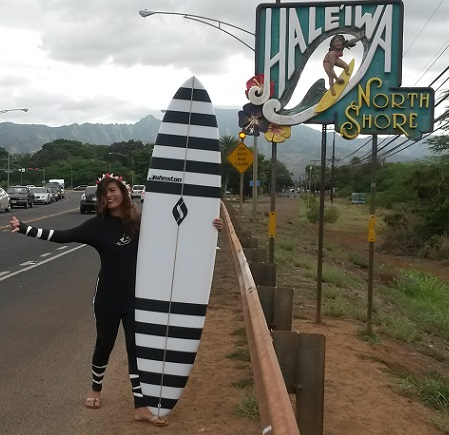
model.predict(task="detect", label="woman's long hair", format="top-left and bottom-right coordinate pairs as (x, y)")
top-left (95, 178), bottom-right (141, 235)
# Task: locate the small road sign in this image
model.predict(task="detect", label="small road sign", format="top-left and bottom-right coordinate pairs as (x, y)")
top-left (227, 142), bottom-right (254, 174)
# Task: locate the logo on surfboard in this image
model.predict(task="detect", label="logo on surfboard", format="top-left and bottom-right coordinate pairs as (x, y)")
top-left (172, 198), bottom-right (188, 226)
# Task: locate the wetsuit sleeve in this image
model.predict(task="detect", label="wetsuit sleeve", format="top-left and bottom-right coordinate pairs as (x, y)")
top-left (17, 219), bottom-right (96, 244)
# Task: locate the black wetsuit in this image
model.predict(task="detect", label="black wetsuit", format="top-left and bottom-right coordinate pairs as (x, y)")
top-left (18, 215), bottom-right (145, 408)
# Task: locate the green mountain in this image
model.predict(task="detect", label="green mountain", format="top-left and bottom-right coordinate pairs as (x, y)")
top-left (0, 109), bottom-right (431, 176)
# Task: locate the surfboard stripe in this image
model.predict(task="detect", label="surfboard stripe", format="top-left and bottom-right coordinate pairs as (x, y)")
top-left (136, 346), bottom-right (197, 364)
top-left (145, 181), bottom-right (220, 198)
top-left (163, 111), bottom-right (218, 128)
top-left (139, 371), bottom-right (188, 389)
top-left (155, 134), bottom-right (219, 152)
top-left (150, 157), bottom-right (221, 175)
top-left (148, 171), bottom-right (221, 188)
top-left (135, 321), bottom-right (203, 340)
top-left (135, 297), bottom-right (207, 316)
top-left (152, 147), bottom-right (221, 164)
top-left (173, 86), bottom-right (211, 102)
top-left (135, 310), bottom-right (206, 329)
top-left (158, 123), bottom-right (219, 140)
top-left (143, 395), bottom-right (178, 410)
top-left (163, 99), bottom-right (215, 115)
top-left (138, 359), bottom-right (192, 376)
top-left (136, 334), bottom-right (200, 352)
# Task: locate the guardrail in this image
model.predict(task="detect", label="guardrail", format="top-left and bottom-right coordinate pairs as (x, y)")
top-left (221, 202), bottom-right (300, 435)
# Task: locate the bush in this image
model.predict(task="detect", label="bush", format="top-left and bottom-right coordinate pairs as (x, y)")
top-left (305, 204), bottom-right (340, 224)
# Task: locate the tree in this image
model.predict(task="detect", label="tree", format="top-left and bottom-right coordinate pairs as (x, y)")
top-left (219, 134), bottom-right (238, 194)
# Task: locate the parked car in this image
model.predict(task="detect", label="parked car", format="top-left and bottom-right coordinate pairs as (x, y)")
top-left (30, 186), bottom-right (52, 205)
top-left (7, 186), bottom-right (34, 208)
top-left (140, 187), bottom-right (145, 203)
top-left (0, 187), bottom-right (10, 212)
top-left (131, 184), bottom-right (145, 199)
top-left (80, 186), bottom-right (97, 214)
top-left (74, 184), bottom-right (88, 191)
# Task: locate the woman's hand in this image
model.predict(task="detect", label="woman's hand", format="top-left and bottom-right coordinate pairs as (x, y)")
top-left (10, 216), bottom-right (20, 233)
top-left (213, 218), bottom-right (223, 232)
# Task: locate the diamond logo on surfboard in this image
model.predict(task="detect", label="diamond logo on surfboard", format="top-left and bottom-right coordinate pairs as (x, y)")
top-left (172, 197), bottom-right (188, 225)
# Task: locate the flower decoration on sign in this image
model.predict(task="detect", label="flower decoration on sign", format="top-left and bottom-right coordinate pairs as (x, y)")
top-left (245, 74), bottom-right (275, 100)
top-left (264, 123), bottom-right (292, 143)
top-left (96, 173), bottom-right (123, 184)
top-left (238, 102), bottom-right (269, 137)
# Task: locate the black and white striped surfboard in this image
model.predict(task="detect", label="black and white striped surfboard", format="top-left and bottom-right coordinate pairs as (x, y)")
top-left (135, 76), bottom-right (221, 416)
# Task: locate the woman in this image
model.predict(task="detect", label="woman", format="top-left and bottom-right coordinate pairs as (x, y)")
top-left (10, 175), bottom-right (223, 427)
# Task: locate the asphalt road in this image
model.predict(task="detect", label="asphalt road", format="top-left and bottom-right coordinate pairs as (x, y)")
top-left (0, 191), bottom-right (134, 434)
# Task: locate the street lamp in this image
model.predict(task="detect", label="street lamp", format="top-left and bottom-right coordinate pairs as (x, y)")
top-left (138, 10), bottom-right (255, 52)
top-left (108, 152), bottom-right (134, 186)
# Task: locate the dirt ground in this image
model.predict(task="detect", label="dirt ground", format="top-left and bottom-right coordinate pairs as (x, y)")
top-left (75, 197), bottom-right (449, 434)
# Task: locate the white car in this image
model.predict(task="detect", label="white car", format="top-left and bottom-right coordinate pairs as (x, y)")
top-left (30, 186), bottom-right (52, 205)
top-left (131, 184), bottom-right (145, 199)
top-left (0, 187), bottom-right (10, 212)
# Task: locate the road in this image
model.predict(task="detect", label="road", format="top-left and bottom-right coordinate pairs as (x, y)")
top-left (0, 192), bottom-right (121, 433)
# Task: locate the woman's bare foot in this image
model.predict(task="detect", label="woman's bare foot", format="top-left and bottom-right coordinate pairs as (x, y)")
top-left (134, 406), bottom-right (168, 427)
top-left (84, 391), bottom-right (101, 409)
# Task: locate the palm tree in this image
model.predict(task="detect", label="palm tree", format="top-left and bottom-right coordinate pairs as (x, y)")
top-left (219, 134), bottom-right (239, 194)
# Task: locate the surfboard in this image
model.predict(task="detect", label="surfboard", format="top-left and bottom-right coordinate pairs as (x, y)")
top-left (315, 58), bottom-right (355, 113)
top-left (135, 76), bottom-right (221, 417)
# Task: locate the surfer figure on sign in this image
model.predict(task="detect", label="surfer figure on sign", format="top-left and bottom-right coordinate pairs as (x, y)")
top-left (323, 34), bottom-right (363, 96)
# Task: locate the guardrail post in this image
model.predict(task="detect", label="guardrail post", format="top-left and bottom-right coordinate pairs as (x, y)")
top-left (243, 247), bottom-right (267, 263)
top-left (248, 261), bottom-right (276, 287)
top-left (240, 237), bottom-right (259, 249)
top-left (272, 331), bottom-right (326, 435)
top-left (258, 286), bottom-right (294, 330)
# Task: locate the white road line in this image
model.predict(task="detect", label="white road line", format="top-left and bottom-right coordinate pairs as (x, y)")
top-left (20, 261), bottom-right (37, 266)
top-left (56, 246), bottom-right (70, 250)
top-left (0, 271), bottom-right (11, 277)
top-left (40, 253), bottom-right (52, 257)
top-left (0, 244), bottom-right (87, 282)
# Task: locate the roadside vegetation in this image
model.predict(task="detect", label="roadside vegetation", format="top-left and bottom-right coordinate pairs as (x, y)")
top-left (237, 193), bottom-right (449, 432)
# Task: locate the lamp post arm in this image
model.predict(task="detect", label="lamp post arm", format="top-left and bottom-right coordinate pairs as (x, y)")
top-left (139, 10), bottom-right (255, 51)
top-left (184, 17), bottom-right (255, 52)
top-left (0, 108), bottom-right (28, 115)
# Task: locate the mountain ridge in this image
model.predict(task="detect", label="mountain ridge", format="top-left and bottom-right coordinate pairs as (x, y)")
top-left (0, 109), bottom-right (431, 174)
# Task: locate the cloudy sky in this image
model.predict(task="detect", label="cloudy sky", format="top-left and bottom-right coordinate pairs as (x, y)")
top-left (0, 0), bottom-right (448, 127)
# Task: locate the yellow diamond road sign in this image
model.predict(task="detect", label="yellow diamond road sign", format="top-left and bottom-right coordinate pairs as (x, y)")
top-left (227, 142), bottom-right (254, 174)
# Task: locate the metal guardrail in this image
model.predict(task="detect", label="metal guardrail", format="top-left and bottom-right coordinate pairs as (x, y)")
top-left (221, 202), bottom-right (300, 435)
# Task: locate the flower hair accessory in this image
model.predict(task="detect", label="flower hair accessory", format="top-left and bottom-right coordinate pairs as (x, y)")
top-left (96, 173), bottom-right (123, 185)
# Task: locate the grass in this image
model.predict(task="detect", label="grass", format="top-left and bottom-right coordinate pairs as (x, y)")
top-left (231, 195), bottom-right (449, 431)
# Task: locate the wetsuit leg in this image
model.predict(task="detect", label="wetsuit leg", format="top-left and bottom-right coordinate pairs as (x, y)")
top-left (91, 305), bottom-right (121, 392)
top-left (122, 308), bottom-right (145, 408)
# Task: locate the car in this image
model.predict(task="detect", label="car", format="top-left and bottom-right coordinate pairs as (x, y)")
top-left (45, 182), bottom-right (63, 200)
top-left (74, 184), bottom-right (88, 191)
top-left (131, 184), bottom-right (145, 199)
top-left (80, 185), bottom-right (97, 214)
top-left (0, 187), bottom-right (10, 212)
top-left (7, 186), bottom-right (34, 208)
top-left (140, 187), bottom-right (145, 203)
top-left (29, 186), bottom-right (52, 205)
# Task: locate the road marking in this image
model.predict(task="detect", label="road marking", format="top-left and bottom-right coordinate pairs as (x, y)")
top-left (40, 253), bottom-right (52, 257)
top-left (56, 246), bottom-right (70, 250)
top-left (20, 261), bottom-right (37, 266)
top-left (0, 244), bottom-right (86, 282)
top-left (0, 271), bottom-right (11, 277)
